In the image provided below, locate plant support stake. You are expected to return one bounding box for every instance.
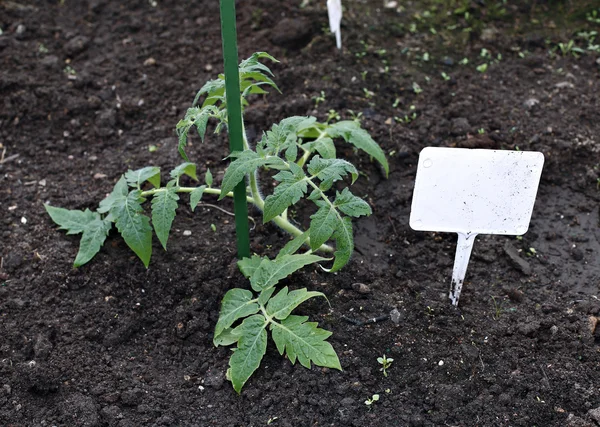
[220,0,250,259]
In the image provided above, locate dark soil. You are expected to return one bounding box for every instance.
[1,1,600,426]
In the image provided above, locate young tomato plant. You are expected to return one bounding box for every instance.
[46,52,388,392]
[45,52,388,271]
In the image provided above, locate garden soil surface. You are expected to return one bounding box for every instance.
[1,1,600,426]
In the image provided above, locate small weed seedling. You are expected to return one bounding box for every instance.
[364,394,380,410]
[46,52,388,392]
[377,355,393,377]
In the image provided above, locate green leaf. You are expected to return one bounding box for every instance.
[327,121,389,176]
[307,156,358,191]
[220,151,285,200]
[189,185,206,212]
[205,169,213,187]
[249,254,327,292]
[229,314,268,393]
[111,190,153,267]
[45,205,98,235]
[266,287,327,320]
[333,188,372,217]
[238,255,264,279]
[74,218,112,267]
[329,217,353,273]
[277,230,309,258]
[170,162,198,181]
[302,137,336,159]
[176,106,218,161]
[263,117,314,157]
[125,166,161,189]
[97,176,128,214]
[214,288,260,341]
[258,287,276,306]
[270,315,341,370]
[309,202,338,251]
[213,327,241,347]
[263,163,308,223]
[151,188,179,250]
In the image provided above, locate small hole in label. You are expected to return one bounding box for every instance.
[423,159,433,168]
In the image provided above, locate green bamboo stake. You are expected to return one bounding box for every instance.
[220,0,250,259]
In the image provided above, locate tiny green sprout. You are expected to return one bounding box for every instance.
[459,58,469,65]
[441,72,451,81]
[385,388,391,394]
[377,355,394,377]
[210,223,217,232]
[360,70,368,81]
[267,416,279,425]
[392,98,400,108]
[63,65,76,76]
[38,43,49,54]
[412,82,423,94]
[348,110,363,123]
[313,91,326,107]
[364,394,380,409]
[597,178,600,190]
[326,109,341,122]
[148,145,158,153]
[478,128,485,135]
[362,88,375,99]
[422,52,430,62]
[476,63,488,73]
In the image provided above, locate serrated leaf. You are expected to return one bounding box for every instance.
[229,314,268,393]
[307,156,358,191]
[263,164,308,223]
[74,218,112,267]
[250,254,328,292]
[277,231,309,258]
[309,202,338,251]
[333,188,372,217]
[266,287,326,320]
[97,176,128,214]
[258,287,276,306]
[329,217,353,273]
[214,288,260,341]
[205,169,213,187]
[220,151,285,200]
[170,162,198,181]
[45,205,98,235]
[151,188,179,250]
[176,106,217,161]
[189,185,206,211]
[238,255,264,279]
[125,166,161,189]
[270,315,341,370]
[326,121,389,177]
[302,136,336,159]
[213,327,241,347]
[263,116,313,157]
[111,190,153,267]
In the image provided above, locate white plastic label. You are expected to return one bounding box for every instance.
[410,147,544,306]
[327,0,342,49]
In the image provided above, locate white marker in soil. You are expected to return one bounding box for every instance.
[410,147,544,306]
[327,0,342,49]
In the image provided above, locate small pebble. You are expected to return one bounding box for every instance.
[143,57,156,66]
[438,360,444,366]
[183,230,192,236]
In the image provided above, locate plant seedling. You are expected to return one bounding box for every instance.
[364,393,379,409]
[377,355,393,377]
[410,148,544,306]
[46,51,388,393]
